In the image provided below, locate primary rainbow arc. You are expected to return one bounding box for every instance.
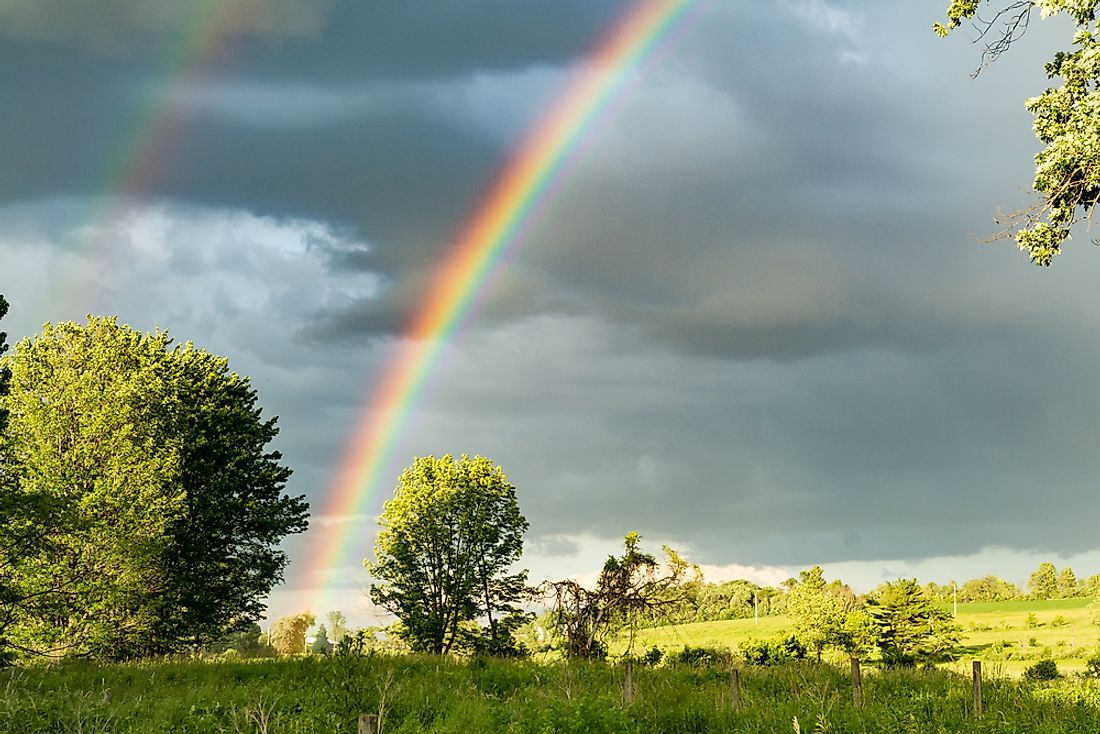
[308,0,699,608]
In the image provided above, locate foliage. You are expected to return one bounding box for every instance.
[958,575,1022,602]
[839,608,879,657]
[368,454,530,655]
[325,610,348,643]
[786,566,853,661]
[1058,567,1079,597]
[1085,650,1100,678]
[1089,595,1100,629]
[545,533,695,659]
[268,612,315,656]
[201,623,274,658]
[0,294,14,666]
[936,0,1100,264]
[866,579,961,667]
[1023,658,1061,681]
[639,645,663,666]
[310,624,333,655]
[738,635,807,666]
[1030,562,1060,600]
[664,644,733,668]
[0,317,307,660]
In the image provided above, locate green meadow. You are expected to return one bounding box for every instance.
[2,599,1098,732]
[5,654,1100,733]
[622,597,1100,676]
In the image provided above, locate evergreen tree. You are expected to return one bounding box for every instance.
[867,579,960,667]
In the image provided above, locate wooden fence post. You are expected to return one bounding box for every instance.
[358,713,379,734]
[623,659,634,705]
[730,667,741,711]
[972,660,983,718]
[850,657,863,709]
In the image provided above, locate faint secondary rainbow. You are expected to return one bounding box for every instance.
[308,0,700,606]
[45,0,249,317]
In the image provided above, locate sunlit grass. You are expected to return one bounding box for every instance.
[620,598,1100,674]
[5,654,1100,732]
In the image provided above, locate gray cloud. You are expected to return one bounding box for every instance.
[5,0,1100,621]
[0,0,333,53]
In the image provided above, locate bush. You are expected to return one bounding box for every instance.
[665,644,733,668]
[639,645,663,666]
[1023,659,1060,682]
[1084,652,1100,679]
[739,635,807,666]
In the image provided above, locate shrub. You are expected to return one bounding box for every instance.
[1084,651,1100,679]
[1025,613,1041,629]
[1023,659,1060,682]
[665,644,733,668]
[639,645,663,666]
[739,635,807,666]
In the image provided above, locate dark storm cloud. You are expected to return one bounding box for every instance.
[7,0,1100,611]
[231,0,639,83]
[0,0,333,53]
[401,302,1100,569]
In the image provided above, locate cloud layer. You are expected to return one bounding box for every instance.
[3,0,1098,622]
[0,0,333,53]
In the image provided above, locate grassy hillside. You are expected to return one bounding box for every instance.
[622,597,1100,675]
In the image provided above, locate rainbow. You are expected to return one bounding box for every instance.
[308,0,700,607]
[47,0,248,317]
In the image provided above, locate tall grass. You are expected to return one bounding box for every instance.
[4,654,1100,733]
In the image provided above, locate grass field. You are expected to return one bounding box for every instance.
[2,599,1098,732]
[621,597,1100,675]
[5,654,1100,733]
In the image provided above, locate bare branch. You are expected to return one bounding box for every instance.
[968,1,1033,77]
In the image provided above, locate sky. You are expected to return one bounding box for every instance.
[3,0,1100,625]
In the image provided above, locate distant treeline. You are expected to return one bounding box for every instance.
[640,562,1097,628]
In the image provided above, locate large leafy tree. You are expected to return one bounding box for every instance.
[785,566,851,662]
[957,574,1021,602]
[1028,561,1060,599]
[0,294,21,662]
[0,317,308,659]
[937,0,1100,265]
[866,579,960,667]
[368,454,529,655]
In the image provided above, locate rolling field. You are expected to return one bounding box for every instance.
[623,597,1100,675]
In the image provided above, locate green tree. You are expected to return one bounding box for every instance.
[867,578,961,667]
[959,575,1022,602]
[1084,572,1100,597]
[269,612,315,656]
[937,1,1100,265]
[0,317,308,659]
[367,455,529,655]
[0,294,19,664]
[1058,566,1079,597]
[1029,562,1059,599]
[310,623,333,654]
[325,610,348,643]
[786,566,849,662]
